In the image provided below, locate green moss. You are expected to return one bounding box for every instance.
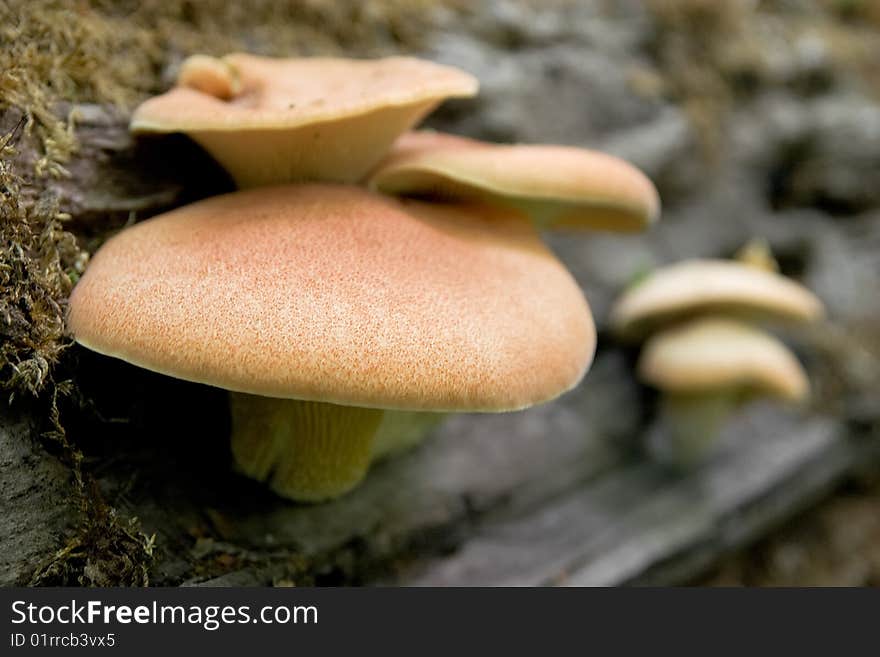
[28,502,154,587]
[0,141,85,397]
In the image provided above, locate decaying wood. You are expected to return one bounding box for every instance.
[0,402,82,585]
[399,412,879,586]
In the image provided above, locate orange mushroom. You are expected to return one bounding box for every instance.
[367,130,660,232]
[131,55,478,187]
[68,185,595,501]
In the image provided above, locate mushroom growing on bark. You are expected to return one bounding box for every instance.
[610,246,825,467]
[108,52,663,500]
[68,185,595,501]
[130,54,478,187]
[367,130,660,232]
[638,317,809,466]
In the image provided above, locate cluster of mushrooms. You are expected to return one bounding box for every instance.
[609,241,825,467]
[67,53,660,501]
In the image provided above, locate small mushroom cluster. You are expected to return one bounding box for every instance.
[609,242,825,467]
[68,54,659,501]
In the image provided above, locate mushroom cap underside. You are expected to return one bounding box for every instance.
[131,55,478,133]
[368,130,660,232]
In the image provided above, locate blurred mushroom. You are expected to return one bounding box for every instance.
[68,184,595,501]
[131,55,478,188]
[367,130,659,232]
[610,258,825,340]
[639,317,810,466]
[734,237,780,273]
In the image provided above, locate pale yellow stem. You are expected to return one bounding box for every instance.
[229,394,383,502]
[651,390,738,468]
[371,411,445,461]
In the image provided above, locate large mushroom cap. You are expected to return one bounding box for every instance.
[68,184,594,412]
[130,55,479,187]
[367,130,660,232]
[638,318,809,402]
[610,259,825,339]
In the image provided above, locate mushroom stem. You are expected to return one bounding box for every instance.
[371,410,445,461]
[649,390,739,468]
[229,395,444,501]
[189,101,440,187]
[229,394,383,502]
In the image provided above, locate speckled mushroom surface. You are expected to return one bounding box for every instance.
[638,317,809,402]
[130,55,479,186]
[610,259,826,339]
[68,184,595,412]
[367,130,660,231]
